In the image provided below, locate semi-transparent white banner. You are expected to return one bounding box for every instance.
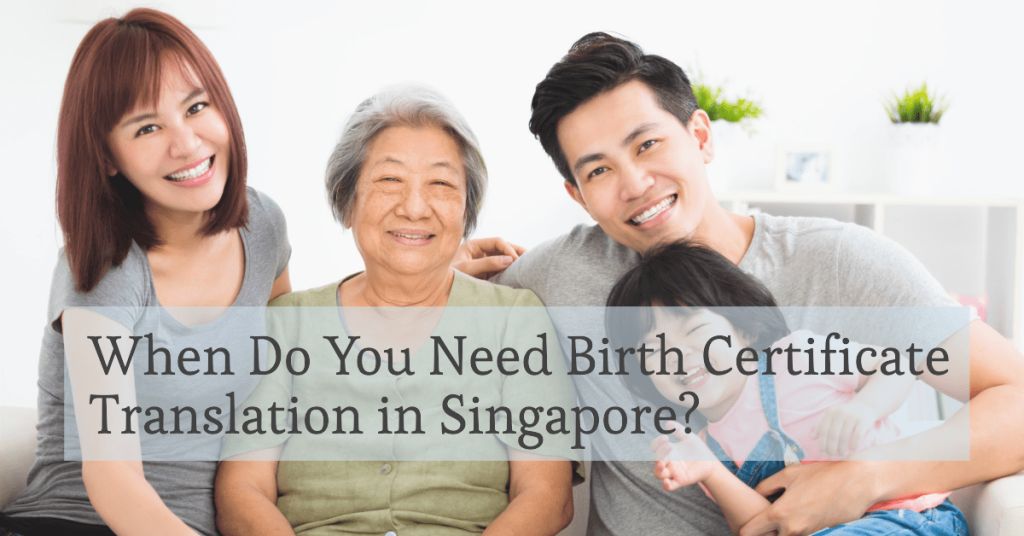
[62,305,971,463]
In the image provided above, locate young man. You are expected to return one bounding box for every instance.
[474,32,1024,536]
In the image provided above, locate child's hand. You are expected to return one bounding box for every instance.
[650,422,720,491]
[812,400,879,459]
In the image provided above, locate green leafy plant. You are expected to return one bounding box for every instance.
[694,83,764,125]
[884,83,948,123]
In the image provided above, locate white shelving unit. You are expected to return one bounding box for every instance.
[719,191,1024,421]
[718,191,1024,346]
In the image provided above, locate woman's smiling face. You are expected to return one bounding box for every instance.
[347,124,467,278]
[106,59,231,218]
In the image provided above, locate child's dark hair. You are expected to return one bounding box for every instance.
[605,240,790,405]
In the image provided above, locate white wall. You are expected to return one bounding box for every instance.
[3,0,1022,407]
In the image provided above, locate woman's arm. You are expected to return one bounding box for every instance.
[482,450,574,536]
[63,308,199,536]
[81,462,198,536]
[215,446,294,536]
[216,263,290,535]
[270,266,292,301]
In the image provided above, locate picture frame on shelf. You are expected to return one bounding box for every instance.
[774,142,835,191]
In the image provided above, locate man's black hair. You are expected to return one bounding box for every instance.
[605,240,791,405]
[529,32,700,186]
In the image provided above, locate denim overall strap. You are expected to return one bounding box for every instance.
[705,432,740,473]
[754,351,806,466]
[704,352,806,489]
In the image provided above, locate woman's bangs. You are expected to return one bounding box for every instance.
[98,29,196,132]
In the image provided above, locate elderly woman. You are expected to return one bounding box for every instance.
[214,84,578,536]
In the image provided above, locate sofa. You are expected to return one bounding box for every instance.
[3,406,1022,535]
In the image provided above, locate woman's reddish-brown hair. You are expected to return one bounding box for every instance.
[57,8,248,292]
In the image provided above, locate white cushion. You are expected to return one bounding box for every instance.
[0,406,38,509]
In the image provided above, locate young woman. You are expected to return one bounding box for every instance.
[0,9,290,536]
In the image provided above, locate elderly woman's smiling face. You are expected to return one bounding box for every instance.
[347,125,467,277]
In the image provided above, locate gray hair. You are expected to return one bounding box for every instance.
[325,83,487,237]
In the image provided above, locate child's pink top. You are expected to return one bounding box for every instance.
[705,343,949,512]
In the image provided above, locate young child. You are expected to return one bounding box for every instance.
[605,240,969,536]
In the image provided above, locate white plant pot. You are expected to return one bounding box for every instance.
[707,120,744,194]
[886,123,942,196]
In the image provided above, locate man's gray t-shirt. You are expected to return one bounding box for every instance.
[3,188,291,536]
[492,212,959,536]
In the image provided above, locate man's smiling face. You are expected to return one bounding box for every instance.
[557,80,715,254]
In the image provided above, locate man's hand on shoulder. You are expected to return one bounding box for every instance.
[453,237,526,280]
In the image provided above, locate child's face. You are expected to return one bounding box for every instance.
[641,307,751,422]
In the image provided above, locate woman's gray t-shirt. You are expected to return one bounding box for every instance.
[3,188,291,536]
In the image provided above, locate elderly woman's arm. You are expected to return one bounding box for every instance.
[215,447,295,536]
[483,450,574,536]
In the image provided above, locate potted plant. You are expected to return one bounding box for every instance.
[883,83,949,194]
[694,81,764,193]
